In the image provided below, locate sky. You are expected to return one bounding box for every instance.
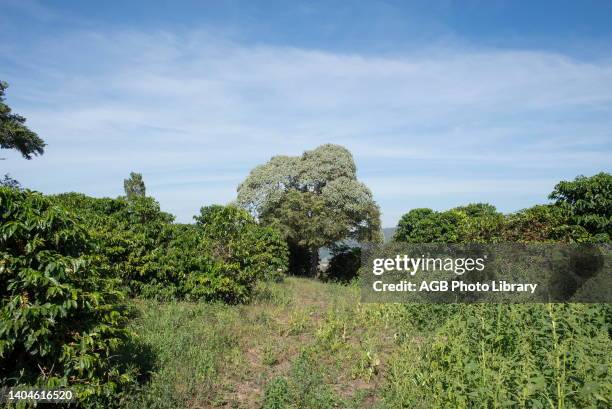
[1,1,611,226]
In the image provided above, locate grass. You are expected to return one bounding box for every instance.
[121,277,401,408]
[121,277,611,409]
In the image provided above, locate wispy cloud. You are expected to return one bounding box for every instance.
[1,30,611,225]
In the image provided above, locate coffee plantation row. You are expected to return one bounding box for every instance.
[1,188,288,407]
[1,170,610,408]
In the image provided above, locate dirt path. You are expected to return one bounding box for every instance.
[215,277,394,408]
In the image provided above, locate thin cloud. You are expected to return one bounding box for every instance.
[1,30,611,225]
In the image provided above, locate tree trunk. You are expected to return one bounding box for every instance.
[288,242,310,276]
[308,247,320,278]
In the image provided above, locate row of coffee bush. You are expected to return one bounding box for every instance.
[326,172,611,282]
[394,172,611,244]
[50,193,288,302]
[0,187,288,407]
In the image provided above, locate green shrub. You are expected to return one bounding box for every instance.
[52,196,289,303]
[549,172,611,242]
[394,201,599,245]
[502,204,590,243]
[140,224,210,300]
[190,205,289,302]
[452,203,499,218]
[394,208,457,243]
[195,205,289,282]
[394,204,502,244]
[394,208,435,242]
[236,222,289,283]
[50,193,176,295]
[0,188,138,406]
[195,204,253,242]
[454,204,506,243]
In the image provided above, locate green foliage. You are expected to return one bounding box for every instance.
[51,193,176,297]
[264,190,335,249]
[238,222,289,283]
[123,172,146,200]
[393,207,469,243]
[0,188,138,406]
[195,204,254,246]
[134,224,204,300]
[449,203,506,243]
[394,200,602,244]
[192,205,290,299]
[457,212,506,243]
[393,208,434,242]
[503,204,590,243]
[0,81,45,159]
[0,174,21,189]
[262,377,290,409]
[237,144,381,276]
[324,245,362,283]
[383,304,611,408]
[549,172,612,242]
[394,203,508,244]
[51,195,288,303]
[453,202,499,218]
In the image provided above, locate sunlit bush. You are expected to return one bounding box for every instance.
[51,195,288,302]
[192,205,289,300]
[0,188,138,406]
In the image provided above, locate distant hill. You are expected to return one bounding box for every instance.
[382,227,396,242]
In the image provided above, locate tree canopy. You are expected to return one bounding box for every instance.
[237,144,381,276]
[0,173,20,188]
[124,172,146,199]
[0,81,45,159]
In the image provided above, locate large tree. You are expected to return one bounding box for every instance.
[237,144,381,276]
[124,172,146,199]
[0,81,45,160]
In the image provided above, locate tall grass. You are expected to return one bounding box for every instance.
[121,279,610,408]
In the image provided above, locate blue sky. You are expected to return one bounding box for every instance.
[1,1,611,226]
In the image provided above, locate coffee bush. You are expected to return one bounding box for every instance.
[0,188,138,406]
[192,205,289,301]
[52,196,289,302]
[51,193,175,296]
